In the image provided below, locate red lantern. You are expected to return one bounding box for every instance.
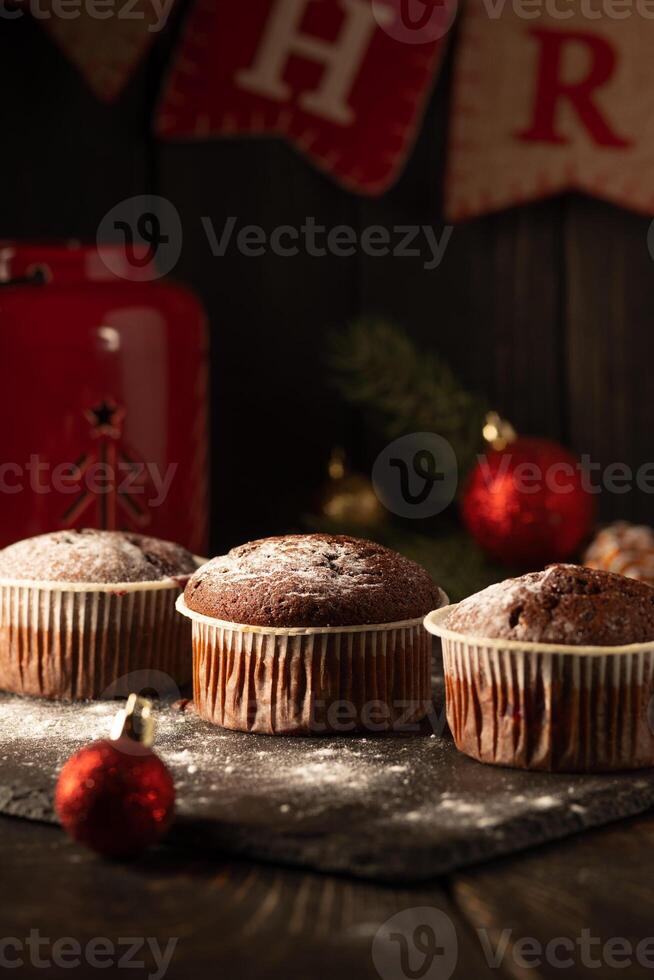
[0,242,208,554]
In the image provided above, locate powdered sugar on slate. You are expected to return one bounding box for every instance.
[3,692,654,881]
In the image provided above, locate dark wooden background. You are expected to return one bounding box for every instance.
[4,12,654,553]
[4,21,654,973]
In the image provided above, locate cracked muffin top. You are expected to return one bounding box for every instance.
[184,534,441,627]
[0,529,198,584]
[446,564,654,646]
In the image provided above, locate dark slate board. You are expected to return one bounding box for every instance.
[1,671,654,883]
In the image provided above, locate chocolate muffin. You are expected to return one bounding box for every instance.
[177,534,446,735]
[425,564,654,772]
[447,564,654,646]
[184,534,440,627]
[0,529,199,701]
[0,529,197,584]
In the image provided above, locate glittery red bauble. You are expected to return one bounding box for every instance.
[55,737,175,857]
[461,438,596,567]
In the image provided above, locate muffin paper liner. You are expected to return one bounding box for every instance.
[425,605,654,772]
[176,590,448,735]
[0,578,192,701]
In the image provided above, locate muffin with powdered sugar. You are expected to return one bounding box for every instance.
[0,529,199,700]
[184,534,440,628]
[425,564,654,773]
[446,563,654,646]
[178,534,446,735]
[0,528,196,584]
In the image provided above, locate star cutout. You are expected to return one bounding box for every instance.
[85,400,125,438]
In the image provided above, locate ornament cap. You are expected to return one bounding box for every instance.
[328,446,346,480]
[110,693,155,747]
[482,411,517,451]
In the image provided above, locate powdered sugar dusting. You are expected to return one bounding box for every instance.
[0,698,116,744]
[453,566,568,620]
[195,537,388,593]
[3,693,654,881]
[185,534,441,627]
[445,564,654,646]
[444,571,548,636]
[0,530,197,584]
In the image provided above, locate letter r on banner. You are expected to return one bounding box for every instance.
[444,7,645,221]
[516,28,631,148]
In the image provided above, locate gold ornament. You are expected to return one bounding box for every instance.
[318,448,386,529]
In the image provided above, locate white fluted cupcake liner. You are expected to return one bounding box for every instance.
[177,590,448,735]
[0,578,193,701]
[425,605,654,772]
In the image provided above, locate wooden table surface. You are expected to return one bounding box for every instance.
[3,809,654,980]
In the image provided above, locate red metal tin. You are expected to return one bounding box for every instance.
[0,242,209,555]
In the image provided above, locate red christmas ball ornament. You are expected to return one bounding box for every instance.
[55,696,175,857]
[461,428,596,567]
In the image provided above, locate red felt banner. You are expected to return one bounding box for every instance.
[156,0,454,194]
[446,8,653,220]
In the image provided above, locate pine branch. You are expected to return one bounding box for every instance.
[329,319,488,473]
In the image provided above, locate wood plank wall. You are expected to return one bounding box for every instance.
[3,15,654,551]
